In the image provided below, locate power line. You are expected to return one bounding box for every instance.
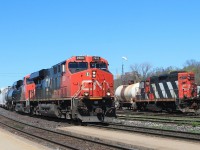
[0,73,25,74]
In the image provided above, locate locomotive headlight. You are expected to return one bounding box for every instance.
[106,92,111,97]
[92,71,96,78]
[84,92,89,97]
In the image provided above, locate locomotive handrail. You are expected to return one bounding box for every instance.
[72,84,85,99]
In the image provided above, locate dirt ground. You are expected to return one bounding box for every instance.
[0,128,52,150]
[59,126,200,150]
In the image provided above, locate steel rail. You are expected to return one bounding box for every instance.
[117,114,200,121]
[116,110,200,118]
[0,121,79,150]
[117,115,200,125]
[88,123,200,142]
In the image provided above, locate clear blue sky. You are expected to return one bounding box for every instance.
[0,0,200,87]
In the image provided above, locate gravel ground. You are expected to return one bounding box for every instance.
[1,107,200,134]
[0,108,69,129]
[0,108,140,150]
[111,118,200,133]
[1,107,200,150]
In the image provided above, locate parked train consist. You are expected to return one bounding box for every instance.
[0,56,116,122]
[115,71,200,113]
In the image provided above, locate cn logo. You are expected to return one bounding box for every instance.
[81,80,102,91]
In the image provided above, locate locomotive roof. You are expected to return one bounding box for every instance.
[51,56,108,67]
[169,70,186,74]
[30,69,48,80]
[149,70,188,81]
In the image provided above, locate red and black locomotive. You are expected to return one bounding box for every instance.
[6,56,116,122]
[116,71,200,113]
[138,71,199,112]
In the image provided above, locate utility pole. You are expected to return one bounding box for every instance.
[121,56,128,84]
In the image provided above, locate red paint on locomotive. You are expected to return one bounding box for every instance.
[144,78,155,100]
[178,72,197,99]
[60,56,114,99]
[22,75,35,100]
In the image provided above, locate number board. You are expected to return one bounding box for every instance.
[92,56,101,61]
[76,56,85,60]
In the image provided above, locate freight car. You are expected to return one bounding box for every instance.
[1,56,116,122]
[115,71,200,113]
[0,87,9,108]
[198,86,200,97]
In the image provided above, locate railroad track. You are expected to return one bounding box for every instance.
[117,115,200,126]
[116,110,200,118]
[0,114,132,150]
[88,122,200,142]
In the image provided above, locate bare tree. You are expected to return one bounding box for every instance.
[130,62,152,81]
[183,59,200,85]
[141,63,152,79]
[115,59,200,87]
[151,66,180,76]
[184,59,200,67]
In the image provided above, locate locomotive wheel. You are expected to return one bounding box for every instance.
[136,103,147,111]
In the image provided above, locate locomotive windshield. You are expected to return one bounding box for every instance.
[26,78,34,84]
[90,62,108,71]
[68,62,88,73]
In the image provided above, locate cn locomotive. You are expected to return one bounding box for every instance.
[0,56,116,122]
[115,71,200,113]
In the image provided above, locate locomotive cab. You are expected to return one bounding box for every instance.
[178,72,197,99]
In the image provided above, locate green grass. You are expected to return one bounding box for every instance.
[13,124,25,130]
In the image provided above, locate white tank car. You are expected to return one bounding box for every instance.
[198,86,200,97]
[115,83,140,108]
[0,87,9,107]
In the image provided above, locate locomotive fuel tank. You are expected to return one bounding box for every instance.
[115,83,140,103]
[38,104,61,118]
